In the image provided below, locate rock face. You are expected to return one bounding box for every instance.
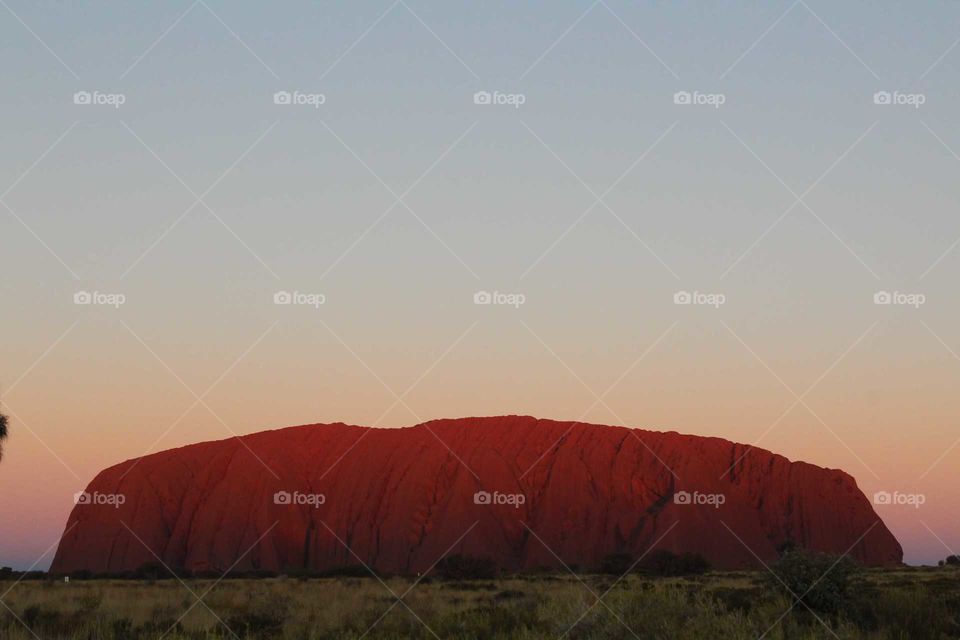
[51,417,902,574]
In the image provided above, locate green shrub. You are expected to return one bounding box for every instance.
[769,549,858,613]
[224,611,284,638]
[846,585,960,639]
[110,618,134,637]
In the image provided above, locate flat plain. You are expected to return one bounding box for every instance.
[2,566,958,639]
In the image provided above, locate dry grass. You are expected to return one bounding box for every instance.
[1,568,958,639]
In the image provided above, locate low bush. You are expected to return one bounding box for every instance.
[598,549,711,577]
[769,549,858,613]
[599,552,633,575]
[435,554,498,580]
[638,549,711,576]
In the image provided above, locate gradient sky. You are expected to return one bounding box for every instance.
[2,0,959,569]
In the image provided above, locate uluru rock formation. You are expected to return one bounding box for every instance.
[51,416,902,574]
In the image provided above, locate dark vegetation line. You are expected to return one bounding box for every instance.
[2,552,960,640]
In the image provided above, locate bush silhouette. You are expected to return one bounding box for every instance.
[770,549,858,613]
[599,552,634,575]
[599,550,710,576]
[638,549,711,576]
[0,410,8,461]
[316,565,371,578]
[128,562,186,580]
[600,549,710,577]
[435,554,497,580]
[776,539,799,557]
